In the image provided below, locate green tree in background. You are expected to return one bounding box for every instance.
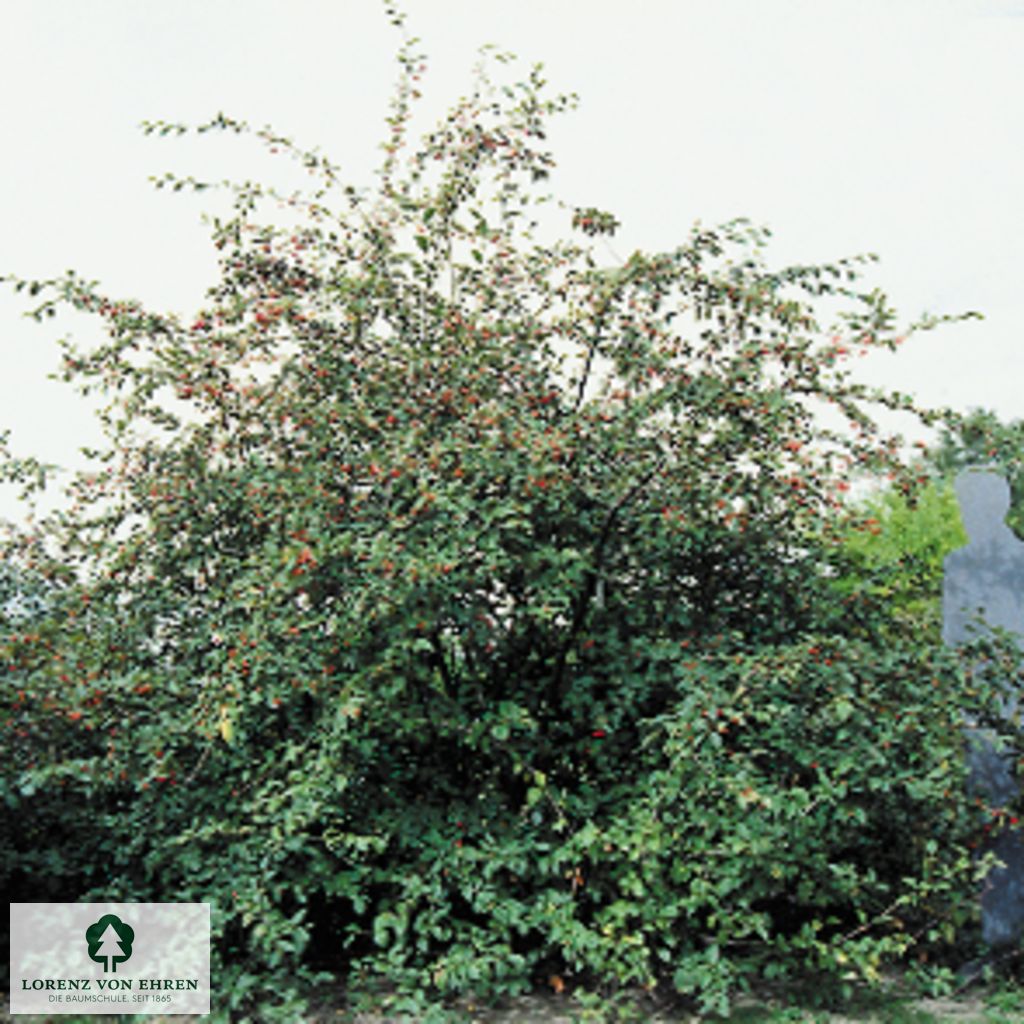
[838,408,1024,641]
[0,10,1013,1020]
[836,478,966,641]
[932,408,1024,538]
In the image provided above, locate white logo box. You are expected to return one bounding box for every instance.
[10,902,210,1016]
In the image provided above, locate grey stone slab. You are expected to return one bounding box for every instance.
[943,469,1024,947]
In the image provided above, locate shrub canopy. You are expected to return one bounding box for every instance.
[1,16,1016,1021]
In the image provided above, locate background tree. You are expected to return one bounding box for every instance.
[931,407,1024,538]
[835,478,965,641]
[835,407,1024,642]
[0,13,1014,1020]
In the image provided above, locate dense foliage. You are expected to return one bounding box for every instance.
[2,14,1019,1020]
[836,479,966,642]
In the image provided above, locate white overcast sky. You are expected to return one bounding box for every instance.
[0,0,1022,521]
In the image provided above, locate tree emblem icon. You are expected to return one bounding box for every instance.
[85,914,134,973]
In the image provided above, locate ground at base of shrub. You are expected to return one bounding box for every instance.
[304,982,1014,1024]
[3,980,1020,1023]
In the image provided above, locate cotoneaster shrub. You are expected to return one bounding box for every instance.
[1,8,1014,1020]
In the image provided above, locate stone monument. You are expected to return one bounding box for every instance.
[943,468,1024,947]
